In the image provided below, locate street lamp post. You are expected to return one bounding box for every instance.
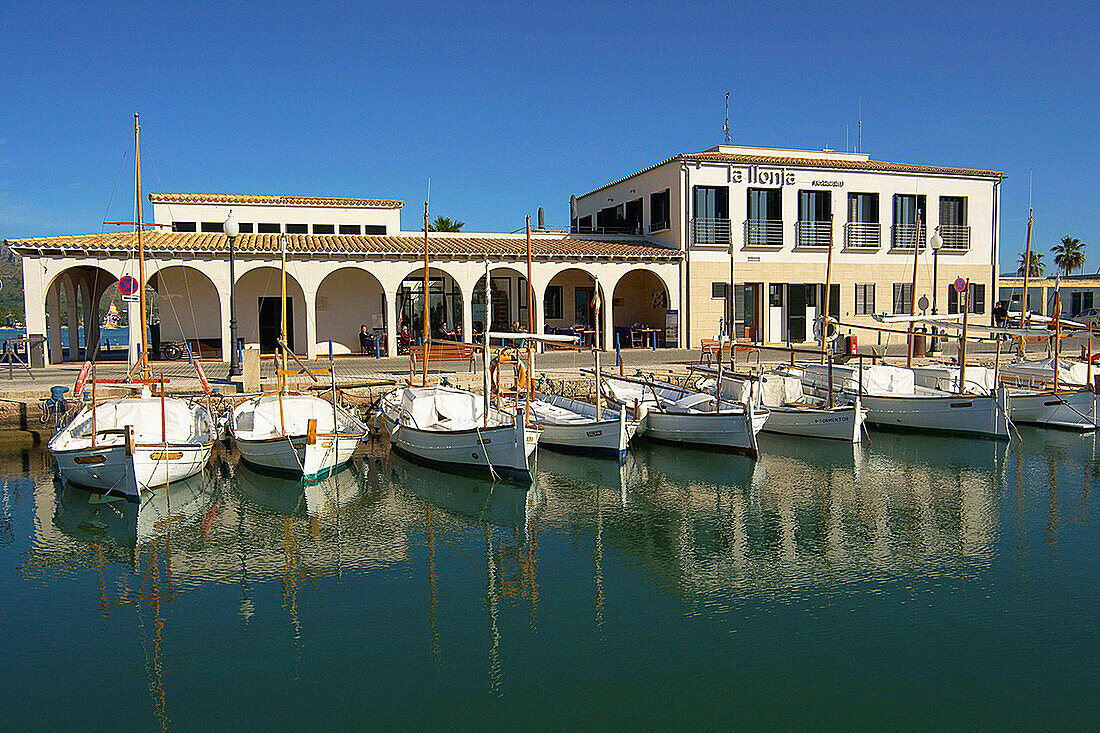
[225,211,241,377]
[930,228,943,352]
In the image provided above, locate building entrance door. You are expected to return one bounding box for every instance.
[787,285,808,342]
[259,296,294,355]
[734,283,762,342]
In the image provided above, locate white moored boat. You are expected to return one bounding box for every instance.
[529,393,638,458]
[49,393,216,500]
[232,393,368,478]
[600,374,766,457]
[381,386,540,481]
[799,363,1010,440]
[699,367,866,443]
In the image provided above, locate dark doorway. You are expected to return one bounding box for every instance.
[575,287,595,327]
[259,296,294,355]
[787,285,808,342]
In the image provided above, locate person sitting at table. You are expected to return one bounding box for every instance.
[398,324,412,354]
[359,324,372,355]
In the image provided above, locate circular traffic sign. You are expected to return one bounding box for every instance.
[953,277,967,293]
[118,275,138,295]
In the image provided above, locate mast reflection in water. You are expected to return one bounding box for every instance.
[8,429,1100,729]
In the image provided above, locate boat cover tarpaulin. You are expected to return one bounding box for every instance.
[80,398,205,442]
[802,364,915,395]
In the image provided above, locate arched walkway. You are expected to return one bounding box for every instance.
[396,268,463,345]
[236,267,308,355]
[612,269,671,348]
[44,266,120,362]
[316,268,386,355]
[543,268,607,348]
[149,266,222,358]
[473,267,533,336]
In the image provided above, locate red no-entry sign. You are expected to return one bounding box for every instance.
[118,275,138,295]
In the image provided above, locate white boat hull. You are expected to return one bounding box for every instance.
[762,403,866,443]
[530,395,637,458]
[236,433,362,478]
[52,441,213,501]
[1007,388,1098,431]
[855,389,1010,439]
[388,419,539,481]
[635,407,763,456]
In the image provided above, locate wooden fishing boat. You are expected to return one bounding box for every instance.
[600,373,766,457]
[529,392,638,458]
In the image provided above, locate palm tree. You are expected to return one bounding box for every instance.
[428,216,465,232]
[1017,251,1045,277]
[1051,236,1086,277]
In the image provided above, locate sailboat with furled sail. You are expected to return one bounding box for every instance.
[231,232,368,478]
[48,114,217,499]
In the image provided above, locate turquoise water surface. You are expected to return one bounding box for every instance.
[3,429,1098,728]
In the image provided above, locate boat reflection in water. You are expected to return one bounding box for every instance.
[234,458,366,518]
[382,450,543,695]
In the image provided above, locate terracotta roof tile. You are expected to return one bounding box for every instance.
[5,232,681,260]
[148,193,404,208]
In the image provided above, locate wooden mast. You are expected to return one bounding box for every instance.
[525,216,533,425]
[1053,287,1062,394]
[422,202,430,387]
[134,113,149,380]
[1018,208,1034,356]
[820,212,834,364]
[278,233,287,433]
[958,279,969,394]
[906,212,922,367]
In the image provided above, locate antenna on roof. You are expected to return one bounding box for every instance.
[857,97,862,153]
[426,177,431,208]
[846,125,849,153]
[723,91,731,144]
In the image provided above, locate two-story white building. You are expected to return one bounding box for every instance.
[571,145,1004,348]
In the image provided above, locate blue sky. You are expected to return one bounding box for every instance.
[1,1,1096,269]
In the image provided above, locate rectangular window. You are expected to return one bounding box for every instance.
[339,224,361,235]
[650,189,670,231]
[544,285,563,319]
[624,198,643,234]
[769,284,783,307]
[285,223,308,234]
[577,215,592,233]
[693,186,730,245]
[258,223,280,233]
[854,283,875,315]
[312,224,335,234]
[892,283,913,314]
[970,283,986,314]
[892,194,927,248]
[797,190,831,247]
[172,221,196,232]
[200,221,224,233]
[712,282,728,299]
[1085,292,1095,312]
[746,188,782,247]
[362,225,387,235]
[818,283,840,319]
[939,196,967,226]
[848,193,879,223]
[596,206,619,231]
[238,222,253,233]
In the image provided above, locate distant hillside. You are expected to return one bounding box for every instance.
[0,242,23,325]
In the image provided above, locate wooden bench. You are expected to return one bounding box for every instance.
[699,336,758,366]
[409,340,478,372]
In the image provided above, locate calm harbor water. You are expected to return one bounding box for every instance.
[4,429,1099,728]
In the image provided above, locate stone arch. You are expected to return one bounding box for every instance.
[611,268,671,348]
[235,266,308,355]
[147,265,222,358]
[44,265,121,362]
[395,267,464,342]
[315,267,387,355]
[473,266,534,335]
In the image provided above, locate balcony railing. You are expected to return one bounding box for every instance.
[939,224,970,250]
[743,219,783,248]
[692,217,731,245]
[571,223,643,235]
[891,223,926,250]
[649,220,670,233]
[845,222,881,249]
[795,220,832,248]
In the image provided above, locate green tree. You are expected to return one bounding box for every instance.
[1051,236,1086,277]
[1017,251,1045,277]
[428,216,465,232]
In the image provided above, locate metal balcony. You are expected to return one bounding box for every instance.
[795,220,832,248]
[891,223,926,250]
[743,219,783,248]
[649,220,670,233]
[845,222,881,249]
[939,224,970,250]
[691,217,731,245]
